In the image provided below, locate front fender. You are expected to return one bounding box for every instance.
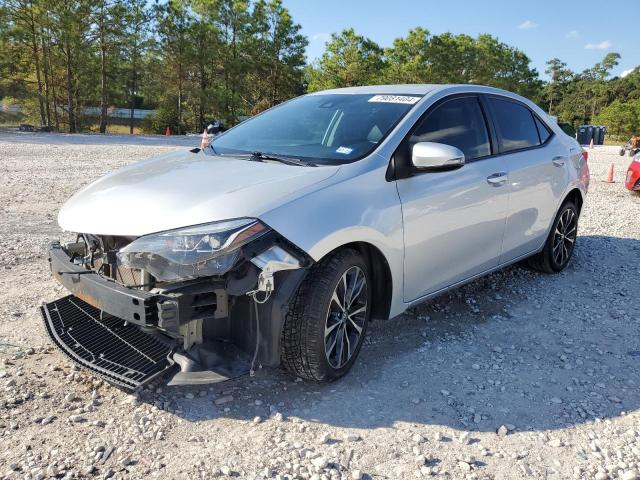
[259,164,406,318]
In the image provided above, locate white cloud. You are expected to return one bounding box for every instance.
[311,33,331,43]
[621,68,636,78]
[584,40,612,50]
[518,20,538,30]
[566,30,579,39]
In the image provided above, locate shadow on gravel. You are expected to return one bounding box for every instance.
[139,235,639,433]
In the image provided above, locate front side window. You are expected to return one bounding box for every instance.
[408,96,491,161]
[211,94,422,165]
[488,97,540,152]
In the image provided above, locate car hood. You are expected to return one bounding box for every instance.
[58,150,340,236]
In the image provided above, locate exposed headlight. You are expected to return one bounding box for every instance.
[117,218,269,282]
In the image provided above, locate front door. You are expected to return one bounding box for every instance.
[396,95,509,302]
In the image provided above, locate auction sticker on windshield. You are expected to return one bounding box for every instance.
[336,146,354,154]
[368,95,421,104]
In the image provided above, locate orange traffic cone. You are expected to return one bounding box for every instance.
[603,162,614,183]
[200,129,209,149]
[165,126,170,137]
[589,137,594,149]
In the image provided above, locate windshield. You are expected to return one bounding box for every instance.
[211,93,422,164]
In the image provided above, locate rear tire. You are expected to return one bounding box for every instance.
[527,201,579,273]
[281,248,370,382]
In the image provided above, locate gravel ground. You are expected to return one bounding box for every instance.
[0,134,639,480]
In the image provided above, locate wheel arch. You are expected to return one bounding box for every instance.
[541,187,584,243]
[563,187,584,214]
[321,241,393,321]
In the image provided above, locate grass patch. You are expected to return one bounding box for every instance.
[604,138,626,146]
[0,111,24,126]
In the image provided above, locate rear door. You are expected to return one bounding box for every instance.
[484,96,568,262]
[396,95,510,302]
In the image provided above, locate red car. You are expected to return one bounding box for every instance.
[626,155,640,191]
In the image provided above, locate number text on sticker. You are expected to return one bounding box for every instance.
[368,95,421,104]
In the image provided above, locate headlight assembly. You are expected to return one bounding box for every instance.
[117,218,269,282]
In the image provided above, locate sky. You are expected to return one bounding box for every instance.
[283,0,639,80]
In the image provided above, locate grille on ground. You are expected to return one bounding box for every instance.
[41,295,174,390]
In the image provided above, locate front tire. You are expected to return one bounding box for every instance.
[281,249,370,382]
[527,201,579,273]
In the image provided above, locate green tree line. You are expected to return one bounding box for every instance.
[544,54,640,138]
[0,0,307,133]
[1,0,639,137]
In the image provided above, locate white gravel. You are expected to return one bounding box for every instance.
[0,135,639,480]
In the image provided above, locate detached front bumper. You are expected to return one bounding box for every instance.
[41,240,309,389]
[41,295,175,389]
[42,242,187,389]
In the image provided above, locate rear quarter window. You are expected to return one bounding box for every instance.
[534,116,552,144]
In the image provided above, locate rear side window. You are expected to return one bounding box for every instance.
[409,96,491,161]
[534,116,552,144]
[488,97,540,152]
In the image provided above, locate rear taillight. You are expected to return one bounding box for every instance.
[582,150,588,162]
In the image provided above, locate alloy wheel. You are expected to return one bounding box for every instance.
[552,208,577,267]
[324,266,367,369]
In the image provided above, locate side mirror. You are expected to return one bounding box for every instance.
[411,142,465,170]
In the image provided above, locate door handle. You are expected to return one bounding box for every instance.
[552,156,566,167]
[486,172,507,186]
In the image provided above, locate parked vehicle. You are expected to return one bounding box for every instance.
[626,155,640,191]
[41,85,589,389]
[619,136,640,157]
[202,119,225,135]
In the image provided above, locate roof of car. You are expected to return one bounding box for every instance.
[307,84,524,99]
[307,84,545,114]
[306,84,558,130]
[308,84,446,95]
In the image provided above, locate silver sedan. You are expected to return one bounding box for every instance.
[44,84,589,388]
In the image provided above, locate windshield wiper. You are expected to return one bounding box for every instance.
[251,151,316,167]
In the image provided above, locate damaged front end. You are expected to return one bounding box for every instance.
[41,221,310,390]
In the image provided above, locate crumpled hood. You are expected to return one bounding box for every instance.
[58,150,340,236]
